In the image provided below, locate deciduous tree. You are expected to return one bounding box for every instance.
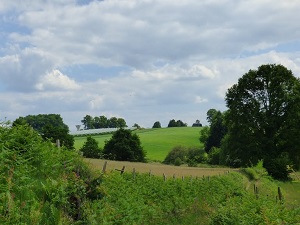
[103,128,146,162]
[223,64,300,178]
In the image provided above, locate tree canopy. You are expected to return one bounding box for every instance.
[13,114,74,149]
[167,119,187,127]
[200,109,227,153]
[223,64,300,178]
[103,128,146,162]
[81,115,127,129]
[152,121,161,128]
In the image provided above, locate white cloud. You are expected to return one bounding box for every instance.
[1,0,300,129]
[35,69,81,91]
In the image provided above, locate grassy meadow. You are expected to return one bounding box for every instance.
[74,127,203,161]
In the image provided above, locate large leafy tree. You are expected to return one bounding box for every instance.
[223,64,300,174]
[13,114,74,149]
[103,128,146,162]
[81,115,95,130]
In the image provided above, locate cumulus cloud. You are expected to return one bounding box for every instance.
[1,0,300,129]
[0,48,56,92]
[35,69,81,91]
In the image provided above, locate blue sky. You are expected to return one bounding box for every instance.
[1,0,300,130]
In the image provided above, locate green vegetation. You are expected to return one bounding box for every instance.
[163,145,207,166]
[83,171,300,224]
[80,136,102,158]
[13,114,74,149]
[2,123,300,224]
[0,124,101,224]
[224,64,300,179]
[74,127,203,161]
[103,128,146,162]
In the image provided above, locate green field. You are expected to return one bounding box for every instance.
[74,127,203,161]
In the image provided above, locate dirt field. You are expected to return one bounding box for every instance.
[84,158,238,178]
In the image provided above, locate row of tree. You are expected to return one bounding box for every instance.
[81,117,201,129]
[81,115,127,129]
[201,64,300,180]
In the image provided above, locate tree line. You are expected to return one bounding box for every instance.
[81,115,127,129]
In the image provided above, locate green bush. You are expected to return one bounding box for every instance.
[163,145,187,165]
[208,147,221,165]
[174,157,183,166]
[80,136,103,158]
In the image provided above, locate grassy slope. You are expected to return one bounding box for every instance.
[74,127,203,161]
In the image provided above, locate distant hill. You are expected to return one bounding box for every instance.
[74,127,203,161]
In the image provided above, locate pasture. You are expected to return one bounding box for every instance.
[74,127,203,161]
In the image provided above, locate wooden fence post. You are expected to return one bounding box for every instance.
[102,161,107,173]
[133,168,136,180]
[56,139,60,148]
[278,187,283,202]
[115,166,125,175]
[163,173,166,182]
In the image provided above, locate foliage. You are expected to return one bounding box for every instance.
[0,123,101,224]
[103,128,146,162]
[240,160,268,181]
[13,114,74,149]
[80,136,103,158]
[164,146,208,166]
[187,147,208,166]
[81,115,127,129]
[163,145,187,165]
[224,64,300,179]
[84,171,300,224]
[200,109,227,153]
[208,147,221,165]
[152,121,161,128]
[263,153,292,180]
[192,119,202,127]
[133,123,141,129]
[167,119,187,127]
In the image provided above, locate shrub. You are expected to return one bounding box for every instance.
[240,160,268,181]
[80,136,102,158]
[208,147,221,165]
[263,153,291,180]
[163,145,187,165]
[174,157,182,166]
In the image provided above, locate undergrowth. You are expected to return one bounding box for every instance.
[1,124,299,224]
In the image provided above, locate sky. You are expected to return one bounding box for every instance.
[1,0,300,130]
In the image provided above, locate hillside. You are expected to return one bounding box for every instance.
[74,127,203,161]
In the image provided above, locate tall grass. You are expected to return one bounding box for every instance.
[0,124,97,224]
